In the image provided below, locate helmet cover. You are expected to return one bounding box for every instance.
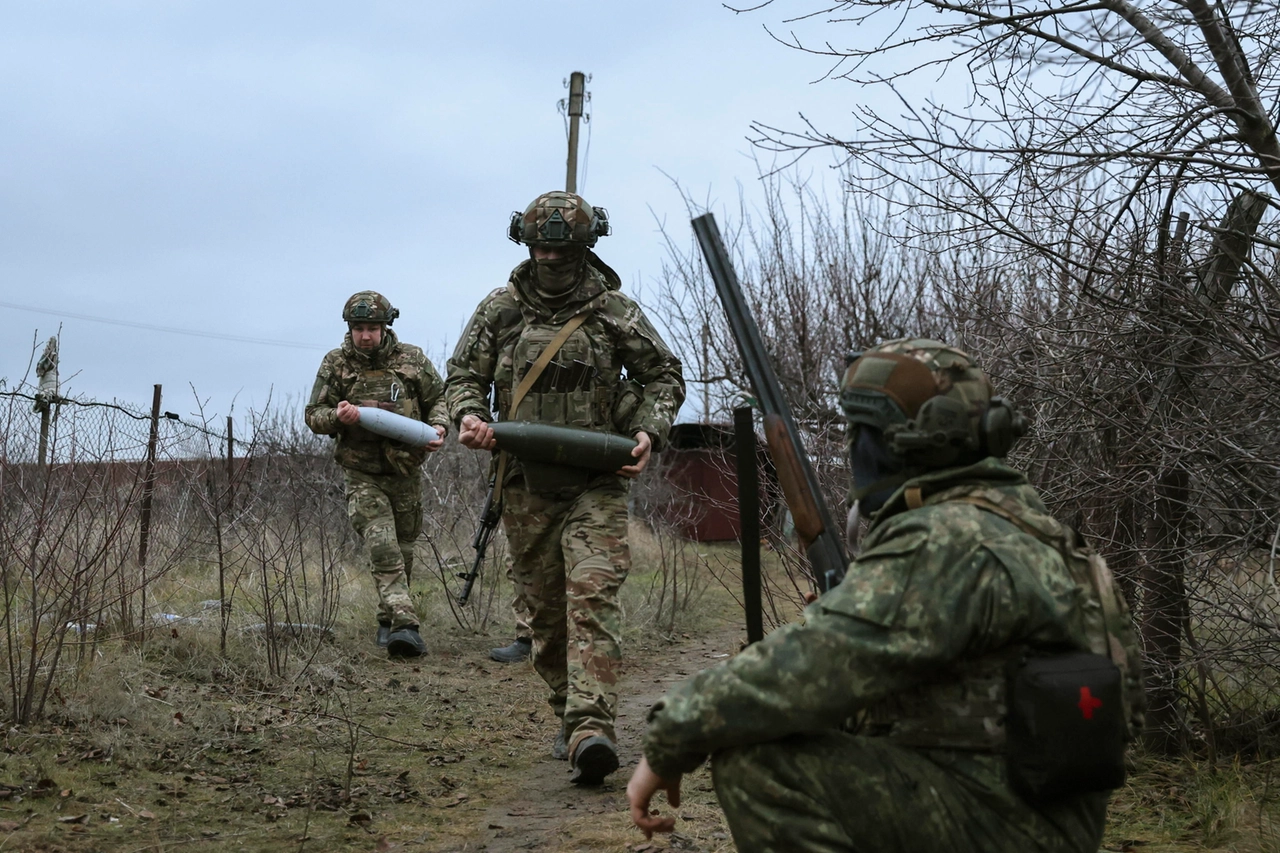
[342,291,399,326]
[508,191,611,247]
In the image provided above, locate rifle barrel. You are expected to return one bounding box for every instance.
[692,213,848,591]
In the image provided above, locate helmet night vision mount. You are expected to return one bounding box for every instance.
[342,291,399,326]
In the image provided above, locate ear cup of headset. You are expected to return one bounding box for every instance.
[508,211,523,243]
[592,207,611,240]
[980,398,1027,458]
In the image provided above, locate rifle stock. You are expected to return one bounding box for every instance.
[693,213,848,593]
[764,414,823,549]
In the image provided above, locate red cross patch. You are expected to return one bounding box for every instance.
[1078,686,1103,720]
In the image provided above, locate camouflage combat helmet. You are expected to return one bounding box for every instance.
[508,191,611,247]
[840,338,1027,467]
[342,291,399,326]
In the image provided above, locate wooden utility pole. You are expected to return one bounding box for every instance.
[565,71,586,193]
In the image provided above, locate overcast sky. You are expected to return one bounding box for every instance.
[1,1,932,429]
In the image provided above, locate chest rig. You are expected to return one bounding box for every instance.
[495,304,620,432]
[335,352,424,476]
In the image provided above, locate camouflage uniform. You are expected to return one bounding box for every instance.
[306,327,448,631]
[642,341,1142,853]
[446,253,685,756]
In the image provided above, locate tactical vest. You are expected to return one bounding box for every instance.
[857,487,1144,755]
[494,310,621,432]
[334,354,426,477]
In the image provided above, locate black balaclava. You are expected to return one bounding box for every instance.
[850,425,907,515]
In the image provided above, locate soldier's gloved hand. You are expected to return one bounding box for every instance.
[336,400,361,426]
[424,425,447,454]
[459,414,497,451]
[618,431,653,478]
[627,756,680,838]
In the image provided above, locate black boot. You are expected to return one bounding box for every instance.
[489,637,532,663]
[386,626,426,658]
[569,736,618,785]
[375,622,392,648]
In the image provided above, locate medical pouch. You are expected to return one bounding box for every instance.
[1006,650,1127,802]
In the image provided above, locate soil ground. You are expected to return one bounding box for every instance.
[0,588,1276,852]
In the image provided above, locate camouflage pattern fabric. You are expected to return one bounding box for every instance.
[447,255,684,755]
[504,558,533,640]
[445,259,684,458]
[305,328,449,477]
[343,468,423,629]
[642,457,1142,853]
[306,327,447,630]
[712,733,1107,853]
[501,474,631,752]
[511,190,607,248]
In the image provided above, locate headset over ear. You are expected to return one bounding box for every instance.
[507,195,611,246]
[980,397,1028,458]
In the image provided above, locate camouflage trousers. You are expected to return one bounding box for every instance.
[504,558,532,641]
[712,733,1108,853]
[501,477,630,752]
[343,468,422,630]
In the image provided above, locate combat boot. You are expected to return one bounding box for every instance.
[569,735,618,785]
[375,622,392,648]
[489,637,532,663]
[386,626,426,658]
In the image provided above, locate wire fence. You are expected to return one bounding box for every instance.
[0,387,245,465]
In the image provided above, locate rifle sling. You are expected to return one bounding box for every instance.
[492,311,591,504]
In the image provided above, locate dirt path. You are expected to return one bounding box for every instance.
[475,625,742,852]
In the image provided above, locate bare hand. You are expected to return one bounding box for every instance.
[627,756,681,839]
[424,425,447,454]
[459,414,496,451]
[336,400,361,426]
[618,431,653,478]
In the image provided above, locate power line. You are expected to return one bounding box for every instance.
[1,300,327,351]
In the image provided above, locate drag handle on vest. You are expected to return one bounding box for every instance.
[356,406,440,446]
[458,479,502,606]
[488,421,638,473]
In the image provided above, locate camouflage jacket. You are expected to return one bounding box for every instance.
[445,254,685,453]
[642,458,1143,779]
[305,329,449,477]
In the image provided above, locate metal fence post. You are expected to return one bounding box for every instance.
[735,406,763,645]
[137,384,162,632]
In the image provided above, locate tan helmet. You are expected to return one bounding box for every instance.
[508,191,611,247]
[342,291,399,326]
[840,338,1027,466]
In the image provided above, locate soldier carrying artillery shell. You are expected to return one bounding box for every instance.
[446,191,685,785]
[305,291,449,659]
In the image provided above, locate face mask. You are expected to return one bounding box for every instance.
[850,426,906,515]
[534,251,585,296]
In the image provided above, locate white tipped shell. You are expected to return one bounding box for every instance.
[357,407,439,446]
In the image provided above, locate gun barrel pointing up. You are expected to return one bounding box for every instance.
[691,213,848,593]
